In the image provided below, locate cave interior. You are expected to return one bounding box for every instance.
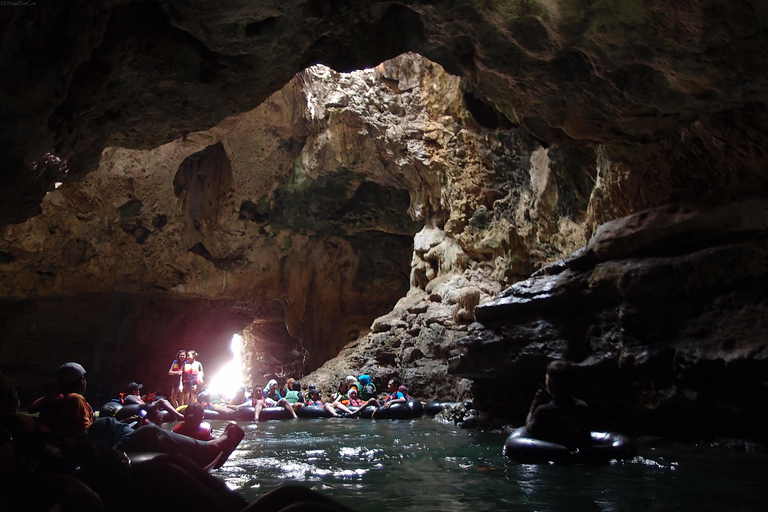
[2,1,768,442]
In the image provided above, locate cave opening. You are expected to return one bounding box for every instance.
[206,332,245,399]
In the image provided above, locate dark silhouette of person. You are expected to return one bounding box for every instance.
[525,360,591,448]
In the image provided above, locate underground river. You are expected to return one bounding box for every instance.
[201,417,767,512]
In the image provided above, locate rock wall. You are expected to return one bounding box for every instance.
[5,54,580,395]
[453,200,768,441]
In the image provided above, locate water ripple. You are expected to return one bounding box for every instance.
[204,418,766,512]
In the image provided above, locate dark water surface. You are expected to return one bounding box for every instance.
[205,417,767,512]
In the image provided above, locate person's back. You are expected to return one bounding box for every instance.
[31,393,92,435]
[29,362,93,435]
[526,396,590,447]
[285,381,304,404]
[358,375,376,400]
[526,360,591,448]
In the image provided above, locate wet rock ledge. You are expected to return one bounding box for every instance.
[452,199,768,442]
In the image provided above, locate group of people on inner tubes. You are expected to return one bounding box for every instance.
[195,375,424,422]
[105,349,636,464]
[1,365,371,512]
[164,348,424,422]
[504,360,638,464]
[100,353,426,435]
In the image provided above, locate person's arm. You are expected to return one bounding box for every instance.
[28,395,51,414]
[526,389,550,428]
[169,361,182,376]
[197,362,204,385]
[383,392,406,408]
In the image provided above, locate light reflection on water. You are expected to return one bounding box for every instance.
[201,417,768,512]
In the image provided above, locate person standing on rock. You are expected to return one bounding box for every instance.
[181,350,204,405]
[168,349,186,407]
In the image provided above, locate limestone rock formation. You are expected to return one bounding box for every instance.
[3,53,586,401]
[453,200,768,441]
[3,1,768,226]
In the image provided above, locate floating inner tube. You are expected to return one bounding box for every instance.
[202,407,255,421]
[114,403,142,421]
[99,400,123,418]
[351,405,376,419]
[257,406,295,421]
[296,405,332,419]
[203,409,221,420]
[503,427,637,463]
[423,401,448,416]
[371,399,424,420]
[232,407,255,421]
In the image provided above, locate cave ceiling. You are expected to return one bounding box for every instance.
[2,0,768,225]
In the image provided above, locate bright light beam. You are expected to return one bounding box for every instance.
[206,333,244,399]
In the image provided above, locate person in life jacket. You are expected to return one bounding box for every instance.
[349,377,405,417]
[228,386,248,406]
[329,381,354,415]
[345,375,360,394]
[173,403,213,441]
[347,387,365,408]
[198,386,253,416]
[382,378,407,407]
[181,350,204,405]
[332,380,350,406]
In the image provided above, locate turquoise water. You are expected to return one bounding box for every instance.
[206,417,768,512]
